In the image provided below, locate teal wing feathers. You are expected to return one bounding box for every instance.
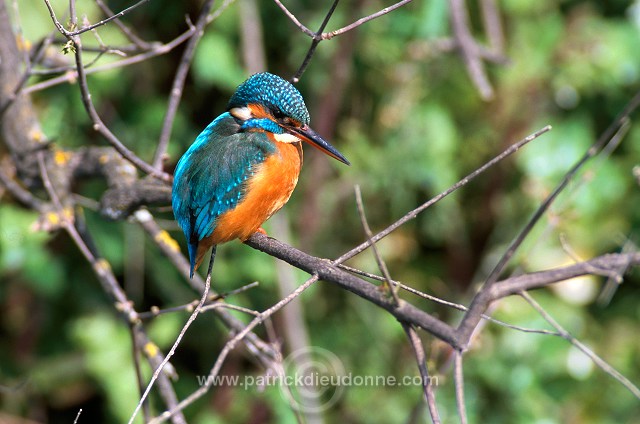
[171,112,275,276]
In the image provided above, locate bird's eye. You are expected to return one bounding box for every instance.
[273,109,286,120]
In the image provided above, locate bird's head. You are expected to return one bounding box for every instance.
[227,72,350,165]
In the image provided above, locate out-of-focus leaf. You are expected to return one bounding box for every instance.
[70,313,138,422]
[193,32,245,90]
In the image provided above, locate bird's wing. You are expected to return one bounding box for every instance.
[172,115,275,249]
[187,138,265,243]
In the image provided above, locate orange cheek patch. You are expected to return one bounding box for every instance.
[247,103,271,120]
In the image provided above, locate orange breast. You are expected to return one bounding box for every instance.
[194,140,303,270]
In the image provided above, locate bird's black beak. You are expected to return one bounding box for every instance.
[292,125,350,165]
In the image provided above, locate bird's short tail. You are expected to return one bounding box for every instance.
[188,241,217,278]
[188,242,198,278]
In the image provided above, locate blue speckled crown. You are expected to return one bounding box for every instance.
[227,72,311,125]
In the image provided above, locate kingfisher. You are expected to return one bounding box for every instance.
[172,72,350,278]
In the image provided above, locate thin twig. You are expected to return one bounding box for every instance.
[247,234,459,346]
[402,323,441,424]
[149,276,321,423]
[457,91,640,348]
[42,0,171,181]
[354,184,400,304]
[559,234,624,282]
[271,211,323,424]
[152,0,217,169]
[479,0,504,53]
[65,0,150,37]
[272,0,315,37]
[24,27,195,94]
[207,0,239,23]
[0,27,58,117]
[598,238,636,306]
[323,0,413,40]
[69,0,77,29]
[338,264,562,336]
[94,0,152,49]
[130,329,151,422]
[490,253,640,299]
[521,292,640,399]
[200,301,260,316]
[133,209,279,366]
[138,281,259,320]
[450,0,494,99]
[275,0,414,42]
[291,0,340,83]
[128,248,214,424]
[335,126,552,264]
[73,408,83,424]
[454,351,468,424]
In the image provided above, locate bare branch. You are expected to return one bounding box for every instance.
[450,0,494,100]
[598,238,637,305]
[246,233,460,347]
[130,330,151,422]
[274,0,414,41]
[457,91,640,349]
[41,0,172,181]
[69,41,171,181]
[73,409,83,424]
[490,253,640,299]
[270,211,325,423]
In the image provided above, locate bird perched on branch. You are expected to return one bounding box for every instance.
[172,72,350,278]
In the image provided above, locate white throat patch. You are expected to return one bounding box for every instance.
[272,132,301,143]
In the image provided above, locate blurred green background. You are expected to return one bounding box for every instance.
[1,0,640,422]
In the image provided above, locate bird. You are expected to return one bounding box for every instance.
[172,72,350,278]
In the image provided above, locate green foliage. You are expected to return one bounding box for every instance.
[0,205,63,297]
[193,32,245,90]
[70,313,139,422]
